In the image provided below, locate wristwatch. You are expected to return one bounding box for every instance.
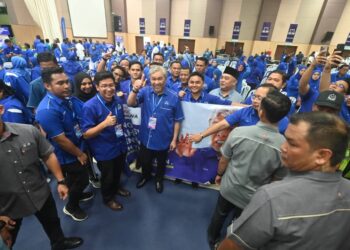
[57,179,67,186]
[132,88,139,94]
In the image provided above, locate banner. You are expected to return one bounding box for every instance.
[0,26,10,36]
[285,23,298,43]
[61,17,67,39]
[184,19,191,37]
[346,33,350,46]
[139,18,145,34]
[260,22,271,41]
[160,18,166,35]
[232,21,241,40]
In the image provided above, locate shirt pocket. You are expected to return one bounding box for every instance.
[20,141,38,165]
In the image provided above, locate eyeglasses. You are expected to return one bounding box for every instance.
[99,85,115,89]
[330,82,346,89]
[251,94,264,101]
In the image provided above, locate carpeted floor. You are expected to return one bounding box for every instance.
[13,173,219,250]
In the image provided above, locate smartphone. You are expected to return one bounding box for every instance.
[320,45,329,55]
[335,44,345,56]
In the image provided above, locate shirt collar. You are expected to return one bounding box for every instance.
[0,122,19,142]
[287,170,343,182]
[47,93,70,106]
[190,92,204,102]
[256,121,279,132]
[219,89,235,98]
[151,87,168,97]
[97,93,115,106]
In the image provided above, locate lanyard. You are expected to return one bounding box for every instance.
[97,94,118,116]
[152,93,163,113]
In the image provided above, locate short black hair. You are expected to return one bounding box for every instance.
[153,53,164,59]
[268,70,287,83]
[4,39,11,44]
[41,67,65,84]
[129,61,143,70]
[257,83,278,93]
[189,72,204,82]
[290,112,349,166]
[196,57,209,65]
[260,90,291,123]
[37,52,57,64]
[170,60,181,67]
[111,65,126,76]
[94,71,115,85]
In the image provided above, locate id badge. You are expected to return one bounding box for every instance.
[115,124,124,138]
[74,124,82,138]
[148,117,157,130]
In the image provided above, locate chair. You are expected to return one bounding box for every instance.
[217,65,225,73]
[240,80,251,101]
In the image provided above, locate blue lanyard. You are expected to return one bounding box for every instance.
[152,93,163,113]
[97,94,118,116]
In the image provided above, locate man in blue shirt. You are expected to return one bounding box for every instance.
[194,57,215,92]
[127,66,184,193]
[182,72,233,105]
[190,84,289,143]
[82,71,130,211]
[36,67,91,222]
[166,61,181,89]
[331,64,349,83]
[120,61,143,98]
[27,52,59,109]
[3,39,22,62]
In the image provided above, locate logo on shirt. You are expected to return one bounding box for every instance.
[164,101,169,105]
[327,94,337,101]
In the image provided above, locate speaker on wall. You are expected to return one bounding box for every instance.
[209,26,215,36]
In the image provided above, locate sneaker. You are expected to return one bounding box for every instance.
[89,179,101,188]
[79,192,94,202]
[63,206,88,222]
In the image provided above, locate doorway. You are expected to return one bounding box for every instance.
[274,45,298,60]
[178,39,195,53]
[225,42,244,57]
[135,36,144,54]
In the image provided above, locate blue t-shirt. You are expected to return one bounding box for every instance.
[81,94,127,161]
[225,106,289,134]
[136,86,184,150]
[182,92,232,105]
[3,71,30,105]
[36,94,83,165]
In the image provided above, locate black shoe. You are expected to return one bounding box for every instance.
[63,206,88,222]
[136,177,149,189]
[155,181,163,193]
[52,237,83,250]
[79,192,94,202]
[116,187,131,197]
[191,182,199,189]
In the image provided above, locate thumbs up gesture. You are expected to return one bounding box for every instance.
[103,112,117,127]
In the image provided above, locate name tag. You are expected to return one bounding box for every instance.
[115,124,124,138]
[148,117,157,130]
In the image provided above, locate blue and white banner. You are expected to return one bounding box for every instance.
[0,26,10,36]
[232,21,241,40]
[260,22,271,41]
[139,18,145,34]
[61,17,67,39]
[184,19,191,37]
[127,102,242,184]
[160,18,166,35]
[346,33,350,46]
[285,23,298,43]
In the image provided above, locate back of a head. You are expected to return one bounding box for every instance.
[37,52,57,64]
[290,112,349,167]
[260,90,291,123]
[41,67,64,84]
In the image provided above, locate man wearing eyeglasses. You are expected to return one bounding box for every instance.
[190,84,290,144]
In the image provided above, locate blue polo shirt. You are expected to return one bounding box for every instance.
[166,76,181,89]
[299,87,319,113]
[136,86,184,150]
[120,79,133,97]
[0,95,32,124]
[3,46,22,60]
[3,71,30,105]
[27,77,46,108]
[183,91,232,105]
[36,93,83,165]
[203,75,216,93]
[81,94,126,161]
[225,106,289,134]
[331,72,349,83]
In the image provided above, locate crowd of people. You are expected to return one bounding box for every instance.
[0,35,349,250]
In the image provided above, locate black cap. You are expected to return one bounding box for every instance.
[314,90,344,110]
[223,66,239,80]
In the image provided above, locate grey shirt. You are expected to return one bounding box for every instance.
[209,88,243,103]
[228,171,350,250]
[0,122,54,219]
[220,122,286,209]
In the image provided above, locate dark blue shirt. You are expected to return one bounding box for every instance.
[166,76,181,89]
[331,72,349,83]
[299,87,318,113]
[203,75,216,93]
[27,77,46,108]
[35,93,83,165]
[225,106,289,134]
[136,86,184,150]
[3,45,22,60]
[183,92,232,105]
[3,71,30,105]
[120,79,133,97]
[81,94,126,161]
[0,95,32,124]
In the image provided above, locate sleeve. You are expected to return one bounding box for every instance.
[225,109,243,126]
[27,81,42,108]
[227,188,274,249]
[220,129,239,159]
[211,95,232,105]
[3,106,26,124]
[174,98,184,121]
[278,117,289,134]
[136,87,146,104]
[81,105,98,132]
[36,109,64,139]
[31,126,54,158]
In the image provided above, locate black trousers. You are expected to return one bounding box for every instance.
[207,194,243,249]
[139,144,168,181]
[97,154,126,203]
[61,161,89,210]
[11,193,65,247]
